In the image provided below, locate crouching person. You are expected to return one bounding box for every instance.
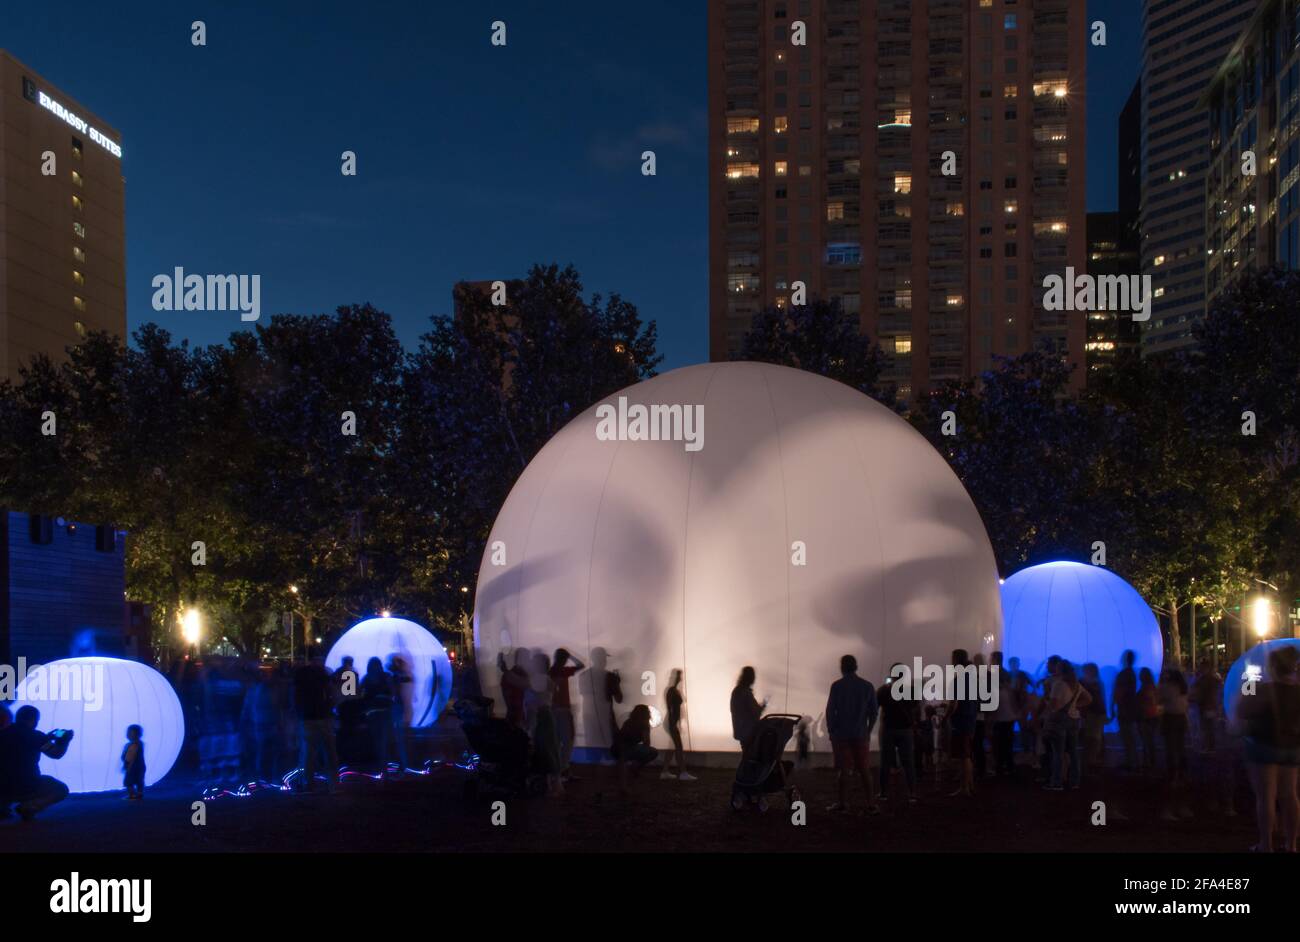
[0,706,73,821]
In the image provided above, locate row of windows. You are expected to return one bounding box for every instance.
[28,514,118,552]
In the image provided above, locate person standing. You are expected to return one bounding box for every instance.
[1191,661,1223,755]
[122,724,146,800]
[990,652,1017,776]
[1158,667,1190,821]
[878,663,919,802]
[1137,667,1160,773]
[497,650,530,730]
[294,651,340,793]
[1080,663,1107,770]
[1044,661,1090,790]
[1112,650,1140,771]
[549,648,584,780]
[948,649,979,797]
[826,655,879,814]
[1236,645,1300,852]
[730,666,765,750]
[660,668,696,781]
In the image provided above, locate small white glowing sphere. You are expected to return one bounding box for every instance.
[1000,561,1162,693]
[326,617,452,727]
[14,657,185,793]
[474,362,1002,751]
[1224,638,1300,722]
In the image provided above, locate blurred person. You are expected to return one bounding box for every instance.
[549,648,584,780]
[1080,663,1107,769]
[528,651,564,796]
[660,668,696,781]
[878,663,919,802]
[0,706,73,820]
[1158,666,1192,821]
[122,724,146,800]
[1044,661,1090,791]
[1235,646,1300,852]
[1137,667,1160,773]
[497,649,530,729]
[826,654,879,814]
[948,649,978,797]
[612,704,658,795]
[361,656,395,768]
[388,654,413,774]
[1111,650,1140,771]
[730,666,765,750]
[1191,661,1223,755]
[971,652,990,778]
[294,650,339,793]
[990,652,1017,776]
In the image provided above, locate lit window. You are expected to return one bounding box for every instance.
[1153,255,1166,266]
[775,161,789,177]
[798,165,812,176]
[71,170,84,188]
[1004,199,1018,214]
[726,162,760,180]
[73,295,86,312]
[72,270,84,286]
[775,50,787,63]
[727,117,760,135]
[74,320,87,338]
[1154,287,1165,297]
[774,116,788,134]
[895,290,912,309]
[1004,13,1017,29]
[71,137,83,160]
[894,173,912,194]
[946,201,964,217]
[827,201,844,220]
[1032,80,1068,98]
[894,109,911,126]
[73,245,86,263]
[894,336,913,354]
[1003,84,1017,98]
[71,195,84,211]
[73,222,86,239]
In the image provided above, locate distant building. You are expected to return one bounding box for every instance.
[1085,212,1141,372]
[1204,0,1297,306]
[708,0,1088,398]
[0,51,126,382]
[0,511,128,666]
[1138,0,1257,355]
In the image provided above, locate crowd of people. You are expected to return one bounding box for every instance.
[493,643,1300,852]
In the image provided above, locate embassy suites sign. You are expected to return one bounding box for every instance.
[22,76,122,158]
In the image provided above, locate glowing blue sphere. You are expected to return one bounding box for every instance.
[1000,562,1162,717]
[326,617,452,728]
[14,656,185,793]
[1223,638,1300,723]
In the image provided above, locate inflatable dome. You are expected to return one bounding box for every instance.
[1223,638,1300,723]
[14,657,185,793]
[1000,561,1162,723]
[326,617,452,727]
[474,362,1002,752]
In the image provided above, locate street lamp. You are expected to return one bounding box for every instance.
[180,607,202,646]
[1251,596,1274,638]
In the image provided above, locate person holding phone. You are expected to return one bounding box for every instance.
[0,706,73,820]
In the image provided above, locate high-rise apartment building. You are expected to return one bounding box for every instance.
[0,51,125,382]
[708,0,1086,398]
[1138,0,1256,355]
[1204,0,1300,305]
[1085,212,1141,371]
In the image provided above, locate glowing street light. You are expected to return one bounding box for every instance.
[1251,596,1274,638]
[180,607,202,645]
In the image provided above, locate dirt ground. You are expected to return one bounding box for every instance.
[0,726,1263,854]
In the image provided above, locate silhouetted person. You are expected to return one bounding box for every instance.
[1191,660,1223,754]
[948,649,978,797]
[613,704,658,794]
[294,650,339,793]
[730,666,765,750]
[122,724,146,800]
[1236,645,1300,852]
[497,649,530,729]
[1112,649,1140,770]
[990,651,1017,776]
[549,648,584,779]
[878,662,919,802]
[660,668,696,781]
[388,654,413,773]
[826,654,878,813]
[1044,661,1090,790]
[1137,667,1160,772]
[0,706,72,820]
[1080,662,1107,769]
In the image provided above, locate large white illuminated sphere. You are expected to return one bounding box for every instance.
[326,617,452,727]
[474,362,1002,751]
[1000,561,1163,710]
[1223,638,1300,722]
[14,657,185,794]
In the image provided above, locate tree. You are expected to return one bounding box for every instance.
[736,297,894,403]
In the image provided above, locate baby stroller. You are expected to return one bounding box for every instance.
[453,696,539,800]
[731,713,802,812]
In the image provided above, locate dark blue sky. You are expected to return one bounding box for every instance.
[4,1,1137,371]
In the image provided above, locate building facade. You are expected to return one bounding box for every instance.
[0,511,129,667]
[1204,0,1300,305]
[0,50,125,382]
[1085,212,1141,371]
[1138,0,1257,355]
[708,0,1087,398]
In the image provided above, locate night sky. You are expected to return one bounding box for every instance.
[3,1,1138,371]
